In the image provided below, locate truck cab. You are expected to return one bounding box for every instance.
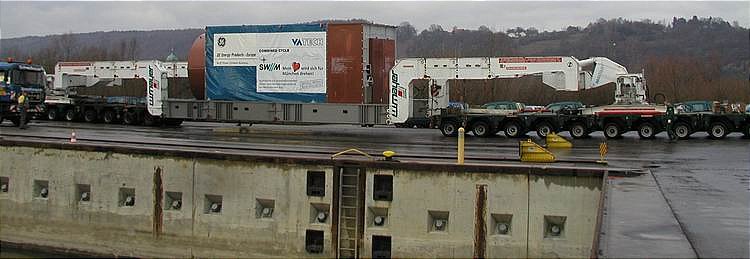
[0,61,46,125]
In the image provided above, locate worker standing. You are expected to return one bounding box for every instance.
[18,92,28,129]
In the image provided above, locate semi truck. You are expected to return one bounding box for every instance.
[0,60,46,126]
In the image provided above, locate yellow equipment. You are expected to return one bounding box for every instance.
[546,132,572,148]
[519,139,556,163]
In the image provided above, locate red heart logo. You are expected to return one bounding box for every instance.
[292,62,301,72]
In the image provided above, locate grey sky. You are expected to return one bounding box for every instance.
[1,1,748,39]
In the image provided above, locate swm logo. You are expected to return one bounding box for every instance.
[259,63,281,71]
[291,38,324,46]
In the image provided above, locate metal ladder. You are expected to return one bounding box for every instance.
[338,168,361,258]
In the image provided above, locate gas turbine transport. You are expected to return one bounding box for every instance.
[34,22,750,139]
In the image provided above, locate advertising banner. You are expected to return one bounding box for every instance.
[213,31,326,94]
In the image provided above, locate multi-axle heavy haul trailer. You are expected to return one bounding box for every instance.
[40,22,749,139]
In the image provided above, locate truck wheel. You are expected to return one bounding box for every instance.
[471,121,493,137]
[47,109,59,120]
[103,110,118,124]
[440,120,459,137]
[83,110,98,123]
[708,122,728,139]
[10,117,20,126]
[569,122,590,139]
[744,124,750,138]
[0,116,4,124]
[603,123,622,139]
[504,121,524,138]
[123,111,139,125]
[674,122,691,139]
[637,122,656,139]
[64,109,77,121]
[535,122,554,138]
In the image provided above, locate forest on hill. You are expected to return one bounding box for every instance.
[1,16,747,103]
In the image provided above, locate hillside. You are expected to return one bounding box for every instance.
[1,16,747,103]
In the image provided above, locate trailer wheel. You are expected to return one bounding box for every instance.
[637,122,656,139]
[603,123,622,139]
[471,121,493,137]
[504,121,524,138]
[569,122,590,139]
[143,113,157,126]
[674,122,692,139]
[64,109,77,121]
[535,122,554,138]
[83,109,98,123]
[708,122,728,139]
[123,111,139,125]
[47,109,59,120]
[103,110,118,124]
[440,120,459,137]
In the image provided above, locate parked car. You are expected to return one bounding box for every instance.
[480,101,525,112]
[523,105,546,112]
[545,101,585,113]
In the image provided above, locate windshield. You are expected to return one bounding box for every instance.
[11,69,45,87]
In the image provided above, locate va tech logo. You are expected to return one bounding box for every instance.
[217,37,226,47]
[291,37,324,46]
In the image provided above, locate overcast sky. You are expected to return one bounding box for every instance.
[1,1,748,39]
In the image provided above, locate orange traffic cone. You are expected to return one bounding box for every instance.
[70,131,77,143]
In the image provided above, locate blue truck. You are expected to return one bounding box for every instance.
[0,61,46,126]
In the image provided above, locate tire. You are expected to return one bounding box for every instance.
[47,109,59,120]
[83,109,98,123]
[637,122,656,139]
[123,111,138,125]
[0,116,4,124]
[471,120,493,137]
[64,109,77,121]
[603,123,622,139]
[103,110,118,124]
[744,124,750,138]
[535,121,554,138]
[503,121,524,138]
[143,113,157,126]
[569,122,590,139]
[10,117,20,126]
[440,120,459,137]
[708,122,728,139]
[674,122,692,139]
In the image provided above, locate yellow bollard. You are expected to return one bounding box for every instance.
[457,127,465,165]
[519,139,556,163]
[546,132,572,148]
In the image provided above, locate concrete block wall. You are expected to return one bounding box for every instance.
[0,145,602,258]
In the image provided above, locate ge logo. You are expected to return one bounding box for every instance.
[217,37,226,47]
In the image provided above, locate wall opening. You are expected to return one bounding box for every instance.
[310,203,330,224]
[204,194,223,214]
[118,187,135,207]
[368,207,389,227]
[76,184,91,202]
[165,191,183,211]
[305,229,324,254]
[544,215,567,238]
[0,176,9,193]
[307,170,325,197]
[428,210,450,232]
[373,175,393,201]
[372,235,392,258]
[255,198,275,218]
[491,213,513,236]
[33,180,49,199]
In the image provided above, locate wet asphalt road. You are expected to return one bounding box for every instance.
[1,120,748,258]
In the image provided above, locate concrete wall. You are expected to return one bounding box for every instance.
[0,144,602,258]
